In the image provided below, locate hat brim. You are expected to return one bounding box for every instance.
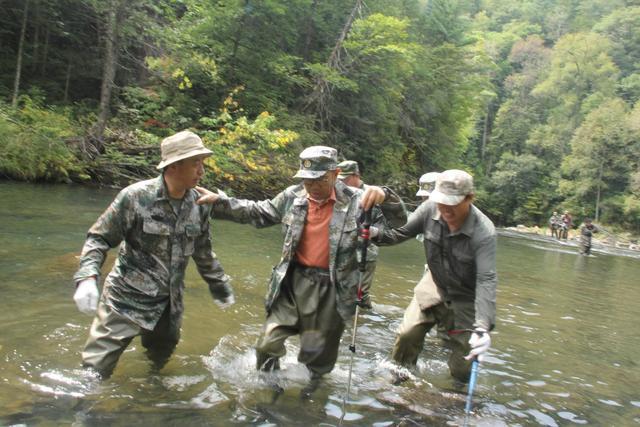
[156,148,213,169]
[293,170,328,179]
[416,189,431,197]
[429,190,465,206]
[338,173,355,179]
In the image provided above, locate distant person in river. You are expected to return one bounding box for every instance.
[337,159,376,309]
[548,211,561,239]
[72,130,234,378]
[579,218,599,255]
[371,169,497,384]
[194,146,407,397]
[559,210,573,240]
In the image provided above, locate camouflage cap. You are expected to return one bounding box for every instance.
[156,130,212,169]
[337,160,360,179]
[416,171,440,197]
[293,145,338,179]
[429,169,474,205]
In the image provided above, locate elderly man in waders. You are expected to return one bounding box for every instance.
[372,170,497,384]
[195,146,406,397]
[337,159,377,309]
[72,130,234,378]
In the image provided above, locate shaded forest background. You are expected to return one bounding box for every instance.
[1,0,638,233]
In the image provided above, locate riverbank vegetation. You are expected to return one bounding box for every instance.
[0,0,638,234]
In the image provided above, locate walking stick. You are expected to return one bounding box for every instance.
[340,209,372,425]
[463,358,480,426]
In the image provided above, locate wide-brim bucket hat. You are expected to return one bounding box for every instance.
[156,130,213,169]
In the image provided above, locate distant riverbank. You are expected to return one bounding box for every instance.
[503,225,640,251]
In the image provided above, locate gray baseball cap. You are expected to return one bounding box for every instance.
[337,160,359,179]
[416,171,440,197]
[293,146,338,179]
[429,169,474,205]
[156,130,213,169]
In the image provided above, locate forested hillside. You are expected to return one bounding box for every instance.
[1,0,638,232]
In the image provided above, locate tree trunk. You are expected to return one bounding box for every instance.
[480,107,490,162]
[301,0,319,62]
[31,0,40,72]
[40,26,49,76]
[94,0,120,145]
[12,0,30,108]
[63,61,71,103]
[306,0,364,132]
[595,160,603,222]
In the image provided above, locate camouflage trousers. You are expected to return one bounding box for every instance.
[256,263,345,377]
[391,295,475,382]
[82,300,180,378]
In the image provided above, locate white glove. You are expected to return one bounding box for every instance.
[74,277,99,315]
[215,294,235,310]
[465,329,491,362]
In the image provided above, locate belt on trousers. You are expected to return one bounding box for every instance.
[292,261,330,277]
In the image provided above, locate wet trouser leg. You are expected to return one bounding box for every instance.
[141,304,180,371]
[295,266,344,377]
[391,295,433,367]
[446,300,475,382]
[255,264,344,377]
[81,300,140,378]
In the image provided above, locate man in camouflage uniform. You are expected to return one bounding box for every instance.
[373,170,497,383]
[196,146,406,395]
[549,211,561,239]
[72,130,234,378]
[337,160,377,309]
[579,218,598,255]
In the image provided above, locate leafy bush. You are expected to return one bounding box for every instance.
[0,98,88,182]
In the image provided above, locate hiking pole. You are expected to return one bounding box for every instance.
[463,357,480,426]
[340,208,372,425]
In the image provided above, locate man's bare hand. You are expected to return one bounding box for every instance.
[360,186,385,210]
[195,186,220,205]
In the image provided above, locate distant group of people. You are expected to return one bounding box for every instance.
[71,130,497,397]
[548,210,599,255]
[548,210,573,240]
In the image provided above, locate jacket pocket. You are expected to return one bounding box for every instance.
[142,220,171,254]
[183,223,201,256]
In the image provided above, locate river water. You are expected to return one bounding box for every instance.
[1,181,639,426]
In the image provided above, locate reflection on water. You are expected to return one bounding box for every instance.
[1,181,640,425]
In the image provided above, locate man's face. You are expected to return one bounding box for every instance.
[172,155,208,189]
[303,170,338,201]
[437,196,472,230]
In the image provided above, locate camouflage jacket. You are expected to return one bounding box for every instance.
[74,175,232,330]
[211,180,406,320]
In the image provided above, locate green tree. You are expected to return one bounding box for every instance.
[560,98,631,222]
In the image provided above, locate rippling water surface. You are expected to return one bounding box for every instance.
[1,182,639,426]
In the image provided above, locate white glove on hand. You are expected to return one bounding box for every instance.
[465,329,491,362]
[74,277,99,315]
[215,294,235,310]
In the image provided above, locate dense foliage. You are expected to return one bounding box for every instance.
[0,0,638,233]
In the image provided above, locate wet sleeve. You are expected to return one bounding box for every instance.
[192,218,233,302]
[73,190,130,283]
[374,200,426,246]
[211,190,285,228]
[473,235,497,330]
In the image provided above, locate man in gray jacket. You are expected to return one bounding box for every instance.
[373,169,497,382]
[72,131,234,378]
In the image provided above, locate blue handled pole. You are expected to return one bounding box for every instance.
[463,358,480,426]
